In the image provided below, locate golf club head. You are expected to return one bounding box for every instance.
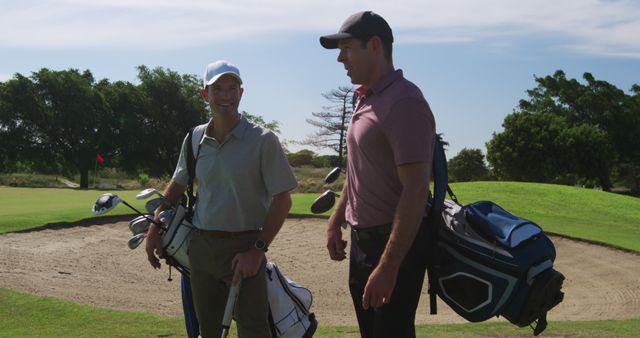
[136,188,162,200]
[159,209,175,224]
[92,193,122,216]
[324,167,342,184]
[129,215,151,235]
[311,190,337,214]
[145,197,163,213]
[128,233,145,250]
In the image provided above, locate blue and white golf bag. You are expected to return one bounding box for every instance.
[427,138,565,336]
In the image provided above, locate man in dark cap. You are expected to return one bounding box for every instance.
[320,11,436,338]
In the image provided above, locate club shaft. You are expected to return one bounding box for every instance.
[120,200,162,226]
[221,281,241,338]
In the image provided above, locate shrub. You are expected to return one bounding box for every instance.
[137,173,150,186]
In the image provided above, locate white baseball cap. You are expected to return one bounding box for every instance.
[203,60,242,88]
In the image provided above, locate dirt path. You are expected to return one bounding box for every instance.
[1,218,639,326]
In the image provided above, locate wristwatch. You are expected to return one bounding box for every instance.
[254,239,268,252]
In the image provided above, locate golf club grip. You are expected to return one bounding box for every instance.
[221,282,241,332]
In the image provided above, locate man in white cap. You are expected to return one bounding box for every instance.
[320,11,435,338]
[146,60,297,337]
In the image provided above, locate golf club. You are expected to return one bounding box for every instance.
[128,215,151,235]
[310,167,346,214]
[221,280,242,338]
[128,232,145,250]
[324,166,343,184]
[136,188,165,200]
[145,197,163,214]
[92,193,163,227]
[311,190,339,214]
[158,209,175,224]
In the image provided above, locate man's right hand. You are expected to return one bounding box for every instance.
[327,225,347,261]
[145,223,164,269]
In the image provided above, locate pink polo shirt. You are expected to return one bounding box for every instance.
[345,70,435,228]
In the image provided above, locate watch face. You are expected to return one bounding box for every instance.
[254,239,266,250]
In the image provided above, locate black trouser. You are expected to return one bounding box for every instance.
[348,219,429,338]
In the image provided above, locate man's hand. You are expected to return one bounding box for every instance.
[231,248,264,286]
[145,223,164,269]
[327,226,347,261]
[362,264,399,309]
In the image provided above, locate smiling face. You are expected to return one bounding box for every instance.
[203,74,244,117]
[337,37,375,86]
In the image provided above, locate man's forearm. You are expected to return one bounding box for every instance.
[161,180,187,208]
[260,191,292,247]
[328,178,349,230]
[377,163,430,272]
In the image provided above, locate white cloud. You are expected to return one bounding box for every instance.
[1,0,639,58]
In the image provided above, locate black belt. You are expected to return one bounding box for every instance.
[351,223,392,242]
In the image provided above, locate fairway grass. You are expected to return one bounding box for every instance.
[0,187,150,234]
[2,183,640,251]
[449,181,640,252]
[1,183,640,336]
[1,288,639,338]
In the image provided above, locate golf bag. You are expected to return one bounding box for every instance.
[266,262,317,338]
[160,203,196,276]
[426,138,565,336]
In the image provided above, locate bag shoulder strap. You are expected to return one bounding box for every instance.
[427,136,460,315]
[432,137,458,210]
[186,124,206,218]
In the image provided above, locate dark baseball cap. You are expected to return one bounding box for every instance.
[320,11,393,49]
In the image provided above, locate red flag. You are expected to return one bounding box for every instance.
[96,153,104,164]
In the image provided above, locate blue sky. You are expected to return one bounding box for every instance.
[1,0,639,157]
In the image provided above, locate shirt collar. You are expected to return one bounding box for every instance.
[202,115,249,144]
[355,69,404,98]
[231,115,249,140]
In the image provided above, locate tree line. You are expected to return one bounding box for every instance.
[303,71,639,192]
[0,66,279,188]
[449,71,640,192]
[2,67,638,192]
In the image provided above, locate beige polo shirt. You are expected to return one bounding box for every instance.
[172,117,297,231]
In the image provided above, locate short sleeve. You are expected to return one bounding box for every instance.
[383,98,436,165]
[260,132,298,196]
[171,133,190,186]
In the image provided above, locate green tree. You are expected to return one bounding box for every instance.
[487,71,638,190]
[0,74,42,172]
[487,112,569,183]
[242,111,280,134]
[35,68,116,188]
[0,69,114,187]
[95,79,147,174]
[287,149,315,167]
[134,66,207,176]
[448,148,489,182]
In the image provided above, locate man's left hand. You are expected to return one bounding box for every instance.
[231,248,264,285]
[362,264,399,309]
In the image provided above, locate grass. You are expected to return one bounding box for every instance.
[291,167,344,193]
[1,182,640,336]
[2,183,640,251]
[289,193,334,217]
[0,288,187,338]
[1,288,639,338]
[449,181,640,251]
[0,187,149,234]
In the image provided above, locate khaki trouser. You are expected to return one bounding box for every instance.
[188,231,271,338]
